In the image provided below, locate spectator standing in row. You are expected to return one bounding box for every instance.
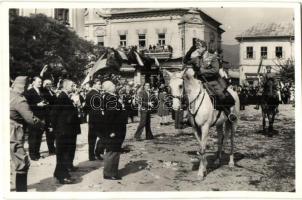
[134,82,154,141]
[41,79,57,155]
[51,79,81,184]
[25,76,48,161]
[84,78,104,161]
[157,84,170,125]
[101,81,128,180]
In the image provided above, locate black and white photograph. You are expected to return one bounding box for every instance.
[1,1,302,199]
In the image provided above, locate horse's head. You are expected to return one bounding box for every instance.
[165,69,186,110]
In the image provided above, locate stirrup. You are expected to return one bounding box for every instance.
[228,113,237,122]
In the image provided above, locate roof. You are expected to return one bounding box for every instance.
[235,22,294,40]
[109,8,222,27]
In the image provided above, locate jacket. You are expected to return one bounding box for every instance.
[50,91,81,135]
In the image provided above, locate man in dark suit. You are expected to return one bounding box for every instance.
[41,79,57,155]
[134,82,154,140]
[101,81,128,180]
[50,79,81,184]
[84,78,104,161]
[25,76,47,160]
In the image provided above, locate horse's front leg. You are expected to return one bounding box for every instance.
[214,124,224,166]
[262,111,266,133]
[197,124,210,180]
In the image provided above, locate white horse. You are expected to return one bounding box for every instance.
[165,68,240,180]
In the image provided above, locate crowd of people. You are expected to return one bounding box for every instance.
[10,64,183,191]
[10,38,294,192]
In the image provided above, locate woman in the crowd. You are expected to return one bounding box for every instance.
[157,84,170,125]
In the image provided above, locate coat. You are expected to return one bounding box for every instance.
[84,89,104,126]
[25,87,46,119]
[100,92,128,152]
[186,51,226,100]
[10,90,45,173]
[50,91,81,136]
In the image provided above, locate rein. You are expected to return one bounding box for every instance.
[171,75,221,128]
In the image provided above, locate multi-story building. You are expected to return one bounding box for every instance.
[14,8,85,36]
[83,8,224,59]
[13,8,225,85]
[235,22,294,85]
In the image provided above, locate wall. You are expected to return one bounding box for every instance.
[238,38,294,84]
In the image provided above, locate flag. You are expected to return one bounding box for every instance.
[134,51,144,66]
[154,57,160,67]
[117,50,128,61]
[82,57,107,86]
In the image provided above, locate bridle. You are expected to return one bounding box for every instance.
[170,73,206,121]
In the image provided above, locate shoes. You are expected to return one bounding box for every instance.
[103,176,122,180]
[67,166,79,172]
[55,177,75,184]
[134,137,142,141]
[146,136,154,140]
[95,155,104,160]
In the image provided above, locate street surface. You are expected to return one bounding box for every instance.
[10,105,295,192]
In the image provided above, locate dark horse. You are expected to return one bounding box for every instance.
[260,80,279,137]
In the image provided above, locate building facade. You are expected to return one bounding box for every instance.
[235,23,294,85]
[83,8,224,59]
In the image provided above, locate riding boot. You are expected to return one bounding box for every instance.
[15,173,27,192]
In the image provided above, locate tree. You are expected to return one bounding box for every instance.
[273,58,295,84]
[9,13,96,84]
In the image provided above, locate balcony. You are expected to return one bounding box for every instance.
[144,51,172,60]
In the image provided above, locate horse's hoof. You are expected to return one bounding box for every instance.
[197,174,205,181]
[228,162,235,168]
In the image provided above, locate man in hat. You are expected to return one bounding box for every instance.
[183,38,237,122]
[10,76,45,191]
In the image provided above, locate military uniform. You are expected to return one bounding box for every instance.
[262,71,279,105]
[185,50,234,109]
[183,41,236,121]
[10,76,45,191]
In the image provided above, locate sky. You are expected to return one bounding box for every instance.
[203,8,294,45]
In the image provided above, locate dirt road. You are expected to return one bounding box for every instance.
[10,104,295,192]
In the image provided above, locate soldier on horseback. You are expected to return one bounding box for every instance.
[183,38,237,122]
[261,65,280,112]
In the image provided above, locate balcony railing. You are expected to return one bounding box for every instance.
[144,51,172,60]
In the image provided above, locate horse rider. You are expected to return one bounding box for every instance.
[10,76,45,191]
[183,38,237,122]
[261,65,280,112]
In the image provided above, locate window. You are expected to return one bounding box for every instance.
[97,36,104,47]
[276,46,283,58]
[158,33,166,46]
[246,46,254,59]
[120,35,127,47]
[261,46,267,59]
[54,9,69,25]
[138,34,146,48]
